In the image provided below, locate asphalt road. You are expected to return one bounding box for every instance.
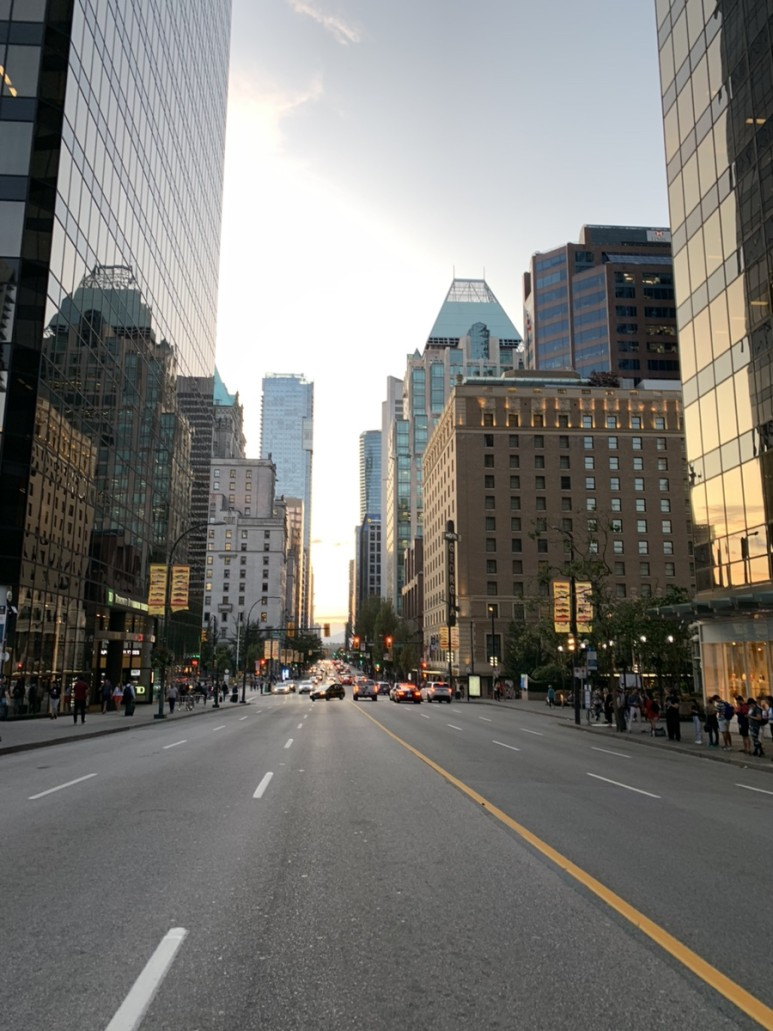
[2,695,771,1030]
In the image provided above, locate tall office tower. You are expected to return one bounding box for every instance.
[0,1,231,694]
[382,279,522,613]
[655,0,773,698]
[177,368,244,609]
[353,430,382,623]
[359,430,382,521]
[523,226,677,383]
[382,375,408,611]
[260,374,314,627]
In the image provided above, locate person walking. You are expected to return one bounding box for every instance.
[735,695,751,755]
[112,681,124,712]
[122,681,135,716]
[72,674,89,724]
[705,696,720,747]
[101,677,113,713]
[665,690,681,741]
[167,683,178,714]
[644,693,661,735]
[546,685,555,708]
[690,698,703,745]
[48,681,61,719]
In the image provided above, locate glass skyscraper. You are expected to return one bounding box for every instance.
[656,0,773,697]
[0,0,231,696]
[260,373,314,628]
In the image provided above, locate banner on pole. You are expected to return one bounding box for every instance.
[170,565,190,612]
[552,579,571,633]
[148,564,167,616]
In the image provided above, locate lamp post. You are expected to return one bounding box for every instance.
[155,520,222,720]
[444,520,459,696]
[488,603,497,698]
[241,599,262,703]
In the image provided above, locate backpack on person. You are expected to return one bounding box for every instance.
[723,701,735,721]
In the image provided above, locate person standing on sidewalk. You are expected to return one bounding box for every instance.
[690,698,703,745]
[122,681,135,716]
[705,696,720,747]
[665,690,681,741]
[72,674,89,724]
[48,681,61,719]
[101,677,113,713]
[167,684,178,714]
[718,697,734,750]
[748,698,765,757]
[112,681,123,711]
[735,695,751,755]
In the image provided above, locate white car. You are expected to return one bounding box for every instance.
[297,680,313,694]
[273,682,291,695]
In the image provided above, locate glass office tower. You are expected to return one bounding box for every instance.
[656,0,773,698]
[0,0,231,697]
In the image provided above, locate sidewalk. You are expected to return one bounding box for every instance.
[0,694,258,757]
[491,696,773,774]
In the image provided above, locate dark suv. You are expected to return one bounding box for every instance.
[311,682,346,701]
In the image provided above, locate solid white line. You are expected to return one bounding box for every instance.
[587,772,660,798]
[212,725,226,732]
[29,773,98,800]
[520,728,544,736]
[478,716,493,722]
[447,724,463,731]
[163,740,187,750]
[284,738,293,749]
[591,746,631,759]
[737,783,773,797]
[105,927,187,1031]
[493,740,520,752]
[253,772,273,798]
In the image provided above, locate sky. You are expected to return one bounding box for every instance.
[214,0,671,634]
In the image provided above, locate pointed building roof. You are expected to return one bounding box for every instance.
[213,366,236,406]
[426,278,522,346]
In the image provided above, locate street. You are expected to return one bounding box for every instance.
[2,695,772,1030]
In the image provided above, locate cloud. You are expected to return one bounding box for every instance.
[285,0,361,45]
[226,71,324,161]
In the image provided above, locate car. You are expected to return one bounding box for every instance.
[376,681,391,696]
[391,682,421,704]
[297,680,313,695]
[353,680,378,702]
[273,682,291,695]
[425,681,452,703]
[310,682,346,701]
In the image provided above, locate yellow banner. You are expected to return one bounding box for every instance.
[553,579,571,633]
[170,565,190,612]
[148,564,167,616]
[576,581,594,634]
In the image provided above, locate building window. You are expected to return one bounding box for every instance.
[665,562,676,576]
[583,436,593,449]
[632,436,643,450]
[486,560,497,573]
[660,499,671,512]
[633,456,644,471]
[631,416,641,429]
[484,433,494,447]
[584,456,595,470]
[613,540,624,554]
[616,584,627,598]
[509,434,519,447]
[657,458,668,471]
[561,497,572,510]
[608,436,618,449]
[484,454,495,467]
[609,456,619,470]
[559,435,570,448]
[640,584,652,597]
[640,561,650,576]
[486,581,498,595]
[638,540,649,554]
[558,414,569,427]
[510,497,521,509]
[610,477,620,491]
[486,538,497,552]
[636,498,646,512]
[585,476,595,489]
[485,517,496,530]
[634,478,644,491]
[586,497,597,511]
[537,539,548,553]
[663,540,674,555]
[509,455,520,470]
[562,518,573,532]
[485,496,496,509]
[582,415,593,428]
[662,520,672,534]
[507,414,519,427]
[485,475,495,488]
[659,478,669,491]
[533,413,544,427]
[656,437,667,450]
[483,413,494,426]
[606,415,618,428]
[654,417,665,430]
[534,475,544,489]
[559,455,570,469]
[536,497,547,510]
[611,518,622,532]
[611,498,622,511]
[560,476,571,489]
[510,476,520,489]
[534,454,546,470]
[534,435,544,448]
[512,560,523,573]
[513,582,524,597]
[614,561,625,575]
[637,519,647,533]
[510,518,521,531]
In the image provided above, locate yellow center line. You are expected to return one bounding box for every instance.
[354,706,773,1029]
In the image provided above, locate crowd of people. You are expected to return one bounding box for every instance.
[562,684,773,755]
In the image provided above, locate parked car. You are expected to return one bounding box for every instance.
[353,680,378,702]
[310,682,346,701]
[424,681,452,703]
[390,682,421,704]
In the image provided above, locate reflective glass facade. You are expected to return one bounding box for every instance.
[0,0,231,698]
[656,0,773,698]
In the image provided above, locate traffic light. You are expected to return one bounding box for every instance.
[323,623,330,637]
[353,635,360,650]
[385,635,393,650]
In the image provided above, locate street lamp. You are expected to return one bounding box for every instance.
[155,520,224,720]
[488,603,497,697]
[241,599,263,703]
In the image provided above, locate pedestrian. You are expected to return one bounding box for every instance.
[615,687,627,732]
[627,688,642,731]
[49,681,61,719]
[748,697,765,757]
[112,681,123,712]
[12,679,25,715]
[167,683,178,714]
[122,681,135,716]
[664,689,681,741]
[644,693,661,735]
[0,683,8,721]
[690,697,703,745]
[101,677,113,713]
[705,696,720,747]
[718,696,734,750]
[546,685,555,708]
[735,695,751,755]
[63,680,72,713]
[72,674,89,724]
[603,689,614,725]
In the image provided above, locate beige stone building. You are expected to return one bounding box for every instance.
[421,372,694,689]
